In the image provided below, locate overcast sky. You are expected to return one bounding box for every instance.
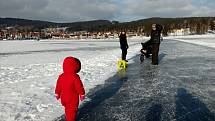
[0,0,215,23]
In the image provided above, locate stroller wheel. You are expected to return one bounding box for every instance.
[140,54,145,62]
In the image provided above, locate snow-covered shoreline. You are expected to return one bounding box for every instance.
[166,34,215,49]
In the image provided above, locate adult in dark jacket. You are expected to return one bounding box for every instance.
[119,32,129,61]
[150,24,163,65]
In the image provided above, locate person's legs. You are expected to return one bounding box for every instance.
[65,106,77,121]
[152,44,160,65]
[122,49,127,60]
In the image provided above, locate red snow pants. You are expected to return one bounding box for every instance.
[64,104,78,121]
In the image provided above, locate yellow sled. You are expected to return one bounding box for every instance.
[117,60,128,70]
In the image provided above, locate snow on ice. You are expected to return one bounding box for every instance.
[166,34,215,49]
[0,37,144,121]
[0,35,215,121]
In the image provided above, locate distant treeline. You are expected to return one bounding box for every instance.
[0,18,112,32]
[89,17,215,36]
[1,17,215,36]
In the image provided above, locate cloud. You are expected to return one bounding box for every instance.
[120,0,193,17]
[0,0,118,22]
[117,0,215,21]
[0,0,214,22]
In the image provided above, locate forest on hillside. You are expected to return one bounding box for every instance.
[1,17,215,36]
[86,17,215,36]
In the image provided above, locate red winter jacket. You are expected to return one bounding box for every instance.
[55,57,85,110]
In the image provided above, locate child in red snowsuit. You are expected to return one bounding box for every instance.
[55,57,85,121]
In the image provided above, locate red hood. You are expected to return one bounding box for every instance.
[63,57,81,74]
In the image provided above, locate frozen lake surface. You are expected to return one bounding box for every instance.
[74,39,215,121]
[1,35,215,121]
[0,38,143,121]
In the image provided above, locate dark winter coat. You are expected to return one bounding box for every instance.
[150,24,163,44]
[119,33,129,50]
[55,57,85,110]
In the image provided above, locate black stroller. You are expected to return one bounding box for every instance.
[140,40,152,62]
